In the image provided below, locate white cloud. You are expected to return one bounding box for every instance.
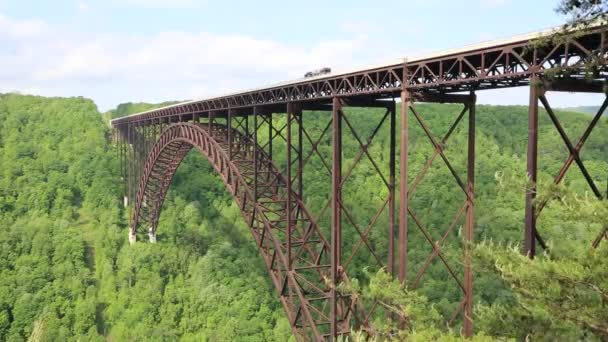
[4,10,595,112]
[0,13,369,110]
[77,2,90,12]
[0,13,49,38]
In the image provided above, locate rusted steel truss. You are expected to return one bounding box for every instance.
[399,91,477,336]
[524,78,608,258]
[128,121,359,340]
[112,26,607,126]
[112,24,608,342]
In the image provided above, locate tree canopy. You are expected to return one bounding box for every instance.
[0,92,606,340]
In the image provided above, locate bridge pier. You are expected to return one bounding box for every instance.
[330,97,343,340]
[524,78,540,258]
[399,89,410,284]
[400,90,477,337]
[524,77,608,258]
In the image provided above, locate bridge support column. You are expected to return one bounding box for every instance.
[524,78,608,255]
[330,97,343,340]
[208,111,215,137]
[463,92,476,337]
[227,109,233,159]
[286,102,302,269]
[253,107,260,203]
[398,90,410,283]
[524,78,541,258]
[127,124,133,206]
[286,103,293,270]
[403,91,476,336]
[388,100,396,275]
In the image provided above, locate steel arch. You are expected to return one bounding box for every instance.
[130,122,356,341]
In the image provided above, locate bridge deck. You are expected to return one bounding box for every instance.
[111,23,607,126]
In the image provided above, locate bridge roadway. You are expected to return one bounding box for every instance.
[112,23,607,125]
[112,23,608,341]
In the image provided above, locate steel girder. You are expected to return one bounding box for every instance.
[398,91,477,336]
[113,76,608,339]
[129,122,357,340]
[524,80,608,258]
[111,24,608,342]
[111,25,608,126]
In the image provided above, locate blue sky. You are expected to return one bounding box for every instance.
[0,0,603,110]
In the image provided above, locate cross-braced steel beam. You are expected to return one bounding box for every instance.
[399,91,477,336]
[524,78,608,258]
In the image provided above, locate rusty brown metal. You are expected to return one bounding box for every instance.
[287,103,294,270]
[330,97,342,340]
[388,100,396,275]
[112,23,608,341]
[399,90,410,284]
[130,121,358,340]
[541,96,602,198]
[523,84,608,254]
[400,92,476,336]
[524,79,540,258]
[463,92,476,337]
[254,107,259,204]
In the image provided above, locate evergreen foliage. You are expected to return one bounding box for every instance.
[0,93,605,340]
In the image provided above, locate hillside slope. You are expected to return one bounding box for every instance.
[0,93,605,340]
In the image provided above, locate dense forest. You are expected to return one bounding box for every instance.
[0,92,606,341]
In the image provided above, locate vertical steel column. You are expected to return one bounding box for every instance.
[267,112,273,184]
[463,92,476,337]
[524,79,540,258]
[388,101,396,275]
[297,108,304,200]
[141,123,146,157]
[123,126,128,207]
[135,123,141,202]
[208,111,213,136]
[152,119,156,143]
[253,107,259,203]
[228,109,233,159]
[286,103,294,269]
[268,112,273,160]
[146,122,151,154]
[127,123,132,205]
[245,113,250,147]
[139,123,143,198]
[399,90,410,283]
[330,97,343,340]
[132,123,137,204]
[134,123,138,203]
[144,122,149,156]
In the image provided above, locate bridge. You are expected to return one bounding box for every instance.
[111,23,608,341]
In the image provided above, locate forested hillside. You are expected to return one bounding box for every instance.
[562,106,601,115]
[0,93,605,341]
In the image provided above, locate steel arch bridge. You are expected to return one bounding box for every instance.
[112,23,608,341]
